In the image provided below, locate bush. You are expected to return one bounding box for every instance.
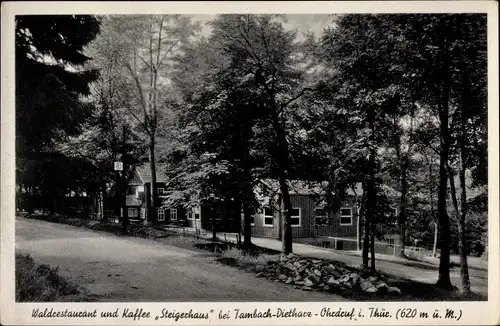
[16,254,81,302]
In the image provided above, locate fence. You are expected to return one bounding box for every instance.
[323,237,431,259]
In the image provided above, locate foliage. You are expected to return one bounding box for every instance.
[16,15,101,153]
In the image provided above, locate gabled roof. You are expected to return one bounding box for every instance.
[135,164,168,184]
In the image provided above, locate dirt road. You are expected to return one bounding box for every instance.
[15,218,347,302]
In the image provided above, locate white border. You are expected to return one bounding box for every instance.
[1,2,499,326]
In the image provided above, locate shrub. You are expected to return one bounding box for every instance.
[16,254,80,302]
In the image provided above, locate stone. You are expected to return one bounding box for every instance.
[325,264,336,273]
[304,278,314,287]
[255,265,265,272]
[327,276,340,286]
[376,282,389,289]
[302,286,312,291]
[349,273,361,287]
[387,286,402,295]
[318,283,325,288]
[360,280,375,291]
[312,259,322,264]
[294,275,302,282]
[279,274,288,281]
[294,285,301,289]
[368,276,378,283]
[293,261,302,268]
[339,275,350,283]
[256,272,265,278]
[285,277,293,284]
[285,262,295,271]
[331,270,342,278]
[295,281,305,285]
[323,285,330,291]
[365,286,378,293]
[314,269,322,277]
[344,282,353,289]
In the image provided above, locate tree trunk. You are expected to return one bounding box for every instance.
[430,220,438,258]
[267,96,293,254]
[212,203,217,240]
[368,149,376,274]
[458,98,471,294]
[243,201,252,248]
[370,220,376,274]
[362,183,370,270]
[122,126,129,233]
[398,159,408,257]
[457,164,471,293]
[148,137,157,225]
[434,22,454,290]
[435,95,453,289]
[122,173,129,233]
[280,178,293,254]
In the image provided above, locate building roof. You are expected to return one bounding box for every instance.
[258,179,399,198]
[135,164,168,183]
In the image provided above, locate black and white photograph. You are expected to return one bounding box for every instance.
[1,1,498,325]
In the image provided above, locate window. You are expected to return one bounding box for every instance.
[340,207,353,225]
[157,208,165,221]
[290,208,301,227]
[263,207,274,227]
[140,208,146,220]
[170,208,177,221]
[191,206,201,220]
[127,186,136,195]
[391,207,399,225]
[128,207,138,218]
[157,187,166,195]
[315,208,328,225]
[388,238,395,247]
[187,211,193,220]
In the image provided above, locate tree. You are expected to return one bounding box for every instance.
[207,14,314,254]
[400,14,487,290]
[318,14,408,272]
[93,15,200,222]
[15,15,101,213]
[16,15,101,154]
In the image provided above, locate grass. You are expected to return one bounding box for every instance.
[16,253,93,302]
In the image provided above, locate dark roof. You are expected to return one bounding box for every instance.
[135,164,168,183]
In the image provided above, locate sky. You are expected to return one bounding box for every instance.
[189,14,335,41]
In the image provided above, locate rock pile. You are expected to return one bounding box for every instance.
[257,254,401,296]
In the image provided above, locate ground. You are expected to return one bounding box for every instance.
[15,217,347,302]
[215,232,488,297]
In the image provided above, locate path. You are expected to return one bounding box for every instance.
[15,217,347,302]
